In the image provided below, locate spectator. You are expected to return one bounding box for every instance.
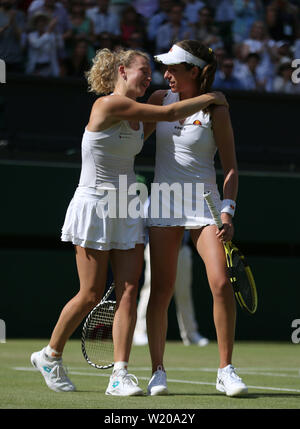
[191,6,223,50]
[126,29,149,53]
[62,39,91,77]
[147,0,174,43]
[232,0,264,43]
[119,5,145,45]
[265,0,299,44]
[265,3,277,37]
[0,0,26,73]
[232,41,249,77]
[183,0,205,25]
[94,30,115,51]
[155,2,191,54]
[17,0,33,13]
[126,29,164,83]
[213,0,235,54]
[276,39,293,64]
[237,52,272,90]
[67,0,95,61]
[240,20,277,81]
[273,59,300,94]
[212,56,245,89]
[28,0,72,39]
[292,27,300,60]
[26,11,63,76]
[133,0,159,20]
[214,45,227,67]
[109,0,132,18]
[86,0,120,37]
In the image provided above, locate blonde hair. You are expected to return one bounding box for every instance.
[86,48,150,95]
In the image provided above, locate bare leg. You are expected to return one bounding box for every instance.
[190,226,236,368]
[134,243,151,339]
[49,245,109,353]
[147,227,184,373]
[110,244,144,363]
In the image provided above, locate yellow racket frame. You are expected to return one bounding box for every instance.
[224,241,258,314]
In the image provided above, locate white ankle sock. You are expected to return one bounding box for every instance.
[45,345,62,360]
[113,361,128,372]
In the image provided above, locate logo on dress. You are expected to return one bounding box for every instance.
[193,120,202,126]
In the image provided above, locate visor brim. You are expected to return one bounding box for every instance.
[154,53,182,65]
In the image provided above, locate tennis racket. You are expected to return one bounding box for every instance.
[81,283,116,369]
[204,191,258,314]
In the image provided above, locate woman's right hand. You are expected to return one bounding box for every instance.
[210,91,229,108]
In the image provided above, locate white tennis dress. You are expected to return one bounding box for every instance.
[147,90,221,228]
[61,120,145,250]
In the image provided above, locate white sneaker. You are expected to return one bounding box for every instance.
[216,364,248,397]
[147,366,168,396]
[31,348,76,392]
[105,369,143,396]
[183,333,209,347]
[133,332,148,346]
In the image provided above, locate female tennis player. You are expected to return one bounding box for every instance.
[144,40,248,397]
[30,47,228,396]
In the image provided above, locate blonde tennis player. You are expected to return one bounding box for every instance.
[30,47,228,396]
[144,40,248,397]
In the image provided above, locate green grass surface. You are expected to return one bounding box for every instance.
[0,339,300,409]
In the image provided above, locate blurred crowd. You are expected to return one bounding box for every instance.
[1,0,300,93]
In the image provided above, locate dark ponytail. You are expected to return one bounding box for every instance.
[176,40,217,95]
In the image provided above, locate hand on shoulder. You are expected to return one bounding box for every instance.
[147,89,168,106]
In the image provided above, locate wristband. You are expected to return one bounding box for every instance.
[221,199,236,217]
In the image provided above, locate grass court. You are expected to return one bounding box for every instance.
[0,339,299,410]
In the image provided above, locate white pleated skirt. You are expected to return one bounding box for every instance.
[61,187,145,251]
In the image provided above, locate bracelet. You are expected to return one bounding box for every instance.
[221,199,236,217]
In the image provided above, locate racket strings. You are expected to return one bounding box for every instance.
[83,301,116,367]
[232,253,256,311]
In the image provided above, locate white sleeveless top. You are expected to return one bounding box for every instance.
[79,121,144,189]
[61,120,145,250]
[147,90,221,228]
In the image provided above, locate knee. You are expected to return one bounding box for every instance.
[76,290,102,313]
[118,282,139,307]
[211,278,232,301]
[149,279,174,306]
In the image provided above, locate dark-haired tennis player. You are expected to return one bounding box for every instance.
[30,47,228,396]
[144,40,248,397]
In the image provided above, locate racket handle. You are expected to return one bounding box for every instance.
[203,191,223,230]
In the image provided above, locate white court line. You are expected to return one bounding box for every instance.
[56,366,300,379]
[13,367,300,394]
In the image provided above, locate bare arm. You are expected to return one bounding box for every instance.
[87,92,227,132]
[211,105,238,240]
[143,90,167,141]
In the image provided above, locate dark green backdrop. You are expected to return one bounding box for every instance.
[0,162,299,341]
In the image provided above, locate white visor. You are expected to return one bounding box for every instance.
[154,44,207,68]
